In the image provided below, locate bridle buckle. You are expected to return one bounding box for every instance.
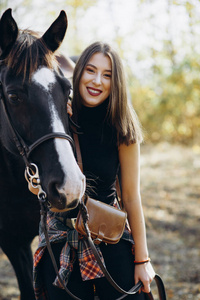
[24,163,47,199]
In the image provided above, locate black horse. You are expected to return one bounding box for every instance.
[0,9,85,300]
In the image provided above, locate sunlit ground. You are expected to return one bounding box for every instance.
[0,142,199,300]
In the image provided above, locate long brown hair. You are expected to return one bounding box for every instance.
[72,41,143,145]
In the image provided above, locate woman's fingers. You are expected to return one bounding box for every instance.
[67,100,73,117]
[142,281,151,293]
[134,262,155,294]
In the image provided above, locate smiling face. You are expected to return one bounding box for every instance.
[79,52,112,107]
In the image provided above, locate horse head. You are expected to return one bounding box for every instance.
[0,9,85,211]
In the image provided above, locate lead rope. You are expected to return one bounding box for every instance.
[73,133,167,300]
[80,197,143,298]
[32,157,166,299]
[26,161,81,300]
[39,195,82,300]
[29,158,143,299]
[38,188,166,300]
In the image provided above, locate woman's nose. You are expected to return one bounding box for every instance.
[93,73,101,85]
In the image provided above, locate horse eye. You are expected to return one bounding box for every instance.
[8,93,21,103]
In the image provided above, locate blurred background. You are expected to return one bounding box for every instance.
[0,0,199,299]
[1,0,200,146]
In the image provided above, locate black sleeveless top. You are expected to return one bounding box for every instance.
[78,99,119,204]
[66,99,119,218]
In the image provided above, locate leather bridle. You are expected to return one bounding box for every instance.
[0,81,75,169]
[0,80,167,300]
[0,80,85,300]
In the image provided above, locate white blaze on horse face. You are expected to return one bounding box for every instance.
[32,67,85,207]
[50,103,85,205]
[33,67,56,90]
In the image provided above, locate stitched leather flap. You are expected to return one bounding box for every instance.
[75,197,127,244]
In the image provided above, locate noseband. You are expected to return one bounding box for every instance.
[0,81,74,168]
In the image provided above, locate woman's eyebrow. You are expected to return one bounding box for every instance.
[86,63,112,72]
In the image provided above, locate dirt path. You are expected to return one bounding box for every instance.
[0,143,200,299]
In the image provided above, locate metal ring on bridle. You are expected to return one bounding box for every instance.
[38,191,47,201]
[25,163,39,177]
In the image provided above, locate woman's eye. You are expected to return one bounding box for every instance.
[8,94,21,103]
[104,74,111,78]
[86,68,94,73]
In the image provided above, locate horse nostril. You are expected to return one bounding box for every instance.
[59,192,66,203]
[48,173,86,210]
[47,181,64,206]
[58,193,69,208]
[49,181,58,197]
[50,190,67,210]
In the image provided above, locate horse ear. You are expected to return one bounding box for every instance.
[42,10,68,53]
[0,8,18,59]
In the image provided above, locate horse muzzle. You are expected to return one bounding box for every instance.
[49,195,81,212]
[48,175,86,212]
[50,197,80,212]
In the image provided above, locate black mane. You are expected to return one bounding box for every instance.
[4,29,57,79]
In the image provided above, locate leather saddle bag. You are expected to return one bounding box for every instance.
[75,197,127,244]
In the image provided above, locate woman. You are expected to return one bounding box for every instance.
[33,41,155,300]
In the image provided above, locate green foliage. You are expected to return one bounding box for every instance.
[130,55,200,145]
[0,0,8,11]
[1,0,199,145]
[124,0,200,145]
[65,0,97,10]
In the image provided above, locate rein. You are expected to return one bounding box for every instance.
[0,77,83,299]
[39,196,143,300]
[73,134,167,300]
[39,196,83,300]
[39,197,166,300]
[0,79,166,299]
[35,130,167,300]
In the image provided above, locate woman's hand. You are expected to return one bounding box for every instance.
[67,99,73,117]
[134,262,155,293]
